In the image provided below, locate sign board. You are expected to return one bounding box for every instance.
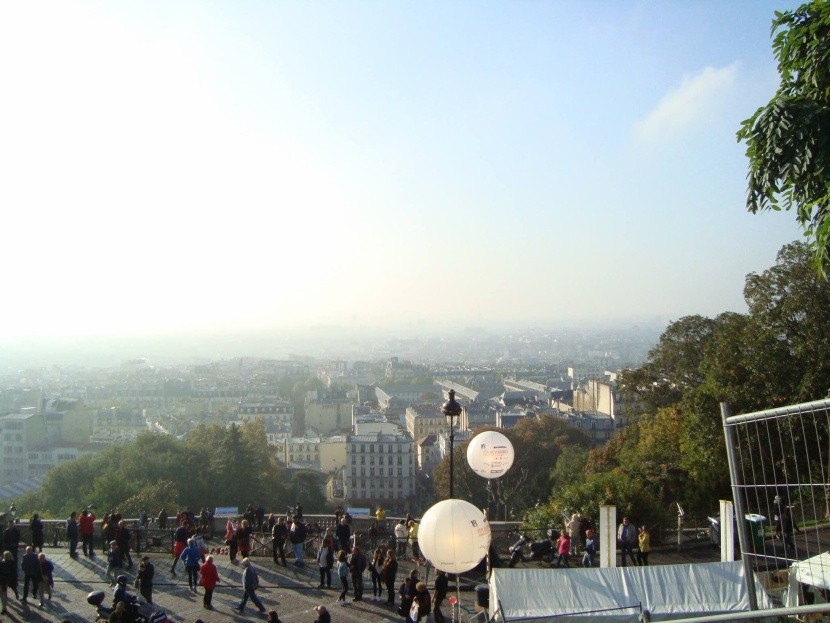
[214,506,239,517]
[347,507,371,517]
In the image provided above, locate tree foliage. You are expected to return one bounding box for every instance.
[15,421,327,518]
[432,416,593,520]
[571,242,830,523]
[737,1,830,275]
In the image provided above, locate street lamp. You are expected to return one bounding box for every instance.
[442,389,462,498]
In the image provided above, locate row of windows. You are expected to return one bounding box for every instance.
[351,467,407,477]
[288,454,318,461]
[349,478,406,488]
[351,455,411,465]
[3,434,23,441]
[351,490,409,500]
[350,444,408,453]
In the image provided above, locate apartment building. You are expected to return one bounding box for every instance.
[345,432,415,506]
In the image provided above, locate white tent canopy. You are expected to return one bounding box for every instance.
[786,551,830,607]
[490,562,772,622]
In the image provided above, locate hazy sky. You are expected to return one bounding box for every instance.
[0,0,804,343]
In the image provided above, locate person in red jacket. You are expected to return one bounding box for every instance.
[79,509,96,558]
[199,554,220,610]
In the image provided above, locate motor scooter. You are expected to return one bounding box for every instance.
[87,590,169,623]
[509,529,559,567]
[508,534,529,567]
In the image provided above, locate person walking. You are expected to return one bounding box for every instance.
[21,546,40,605]
[136,555,155,604]
[637,526,650,566]
[382,549,398,605]
[349,545,367,601]
[66,512,79,558]
[199,554,219,610]
[180,538,202,593]
[432,569,448,623]
[38,552,54,606]
[336,550,350,603]
[170,520,189,575]
[106,540,124,586]
[617,517,638,567]
[79,509,96,558]
[235,558,266,614]
[0,550,19,613]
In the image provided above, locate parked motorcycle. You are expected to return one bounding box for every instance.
[508,529,559,567]
[508,534,529,567]
[87,590,169,623]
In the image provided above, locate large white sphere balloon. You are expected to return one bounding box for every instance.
[467,431,514,479]
[418,499,491,574]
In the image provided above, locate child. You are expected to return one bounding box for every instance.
[106,541,123,585]
[337,551,350,603]
[582,529,596,568]
[556,533,571,568]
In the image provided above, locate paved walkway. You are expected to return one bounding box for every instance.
[0,550,480,623]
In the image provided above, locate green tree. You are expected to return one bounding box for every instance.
[433,418,592,519]
[737,1,830,275]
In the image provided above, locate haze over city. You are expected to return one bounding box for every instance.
[0,0,804,362]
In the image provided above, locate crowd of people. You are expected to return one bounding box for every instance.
[0,502,441,620]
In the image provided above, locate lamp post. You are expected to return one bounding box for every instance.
[442,389,462,498]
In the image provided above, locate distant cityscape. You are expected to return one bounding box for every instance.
[0,325,661,509]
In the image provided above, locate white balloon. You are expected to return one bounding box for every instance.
[466,431,514,479]
[417,499,491,574]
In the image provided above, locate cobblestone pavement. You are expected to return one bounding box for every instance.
[0,550,482,623]
[0,542,726,623]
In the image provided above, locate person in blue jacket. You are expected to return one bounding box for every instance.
[180,538,202,592]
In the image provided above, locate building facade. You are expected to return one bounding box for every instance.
[345,432,415,506]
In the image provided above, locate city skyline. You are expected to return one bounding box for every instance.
[0,0,804,345]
